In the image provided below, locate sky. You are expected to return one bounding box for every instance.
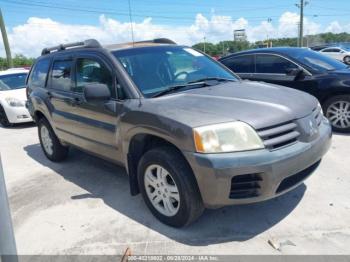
[0,0,350,57]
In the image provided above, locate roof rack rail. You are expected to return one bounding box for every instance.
[41,39,101,55]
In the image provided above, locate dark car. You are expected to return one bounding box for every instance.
[219,47,350,132]
[27,39,331,227]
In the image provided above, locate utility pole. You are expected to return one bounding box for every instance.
[296,0,308,47]
[0,8,13,68]
[203,37,206,53]
[127,0,135,46]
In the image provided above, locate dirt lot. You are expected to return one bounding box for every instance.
[1,123,350,255]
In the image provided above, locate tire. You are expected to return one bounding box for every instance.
[137,147,204,227]
[323,95,350,133]
[343,56,350,65]
[0,105,12,127]
[38,118,69,161]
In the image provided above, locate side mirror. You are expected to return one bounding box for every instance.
[83,83,111,102]
[286,68,305,80]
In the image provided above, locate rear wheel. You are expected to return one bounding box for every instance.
[324,95,350,133]
[138,147,204,227]
[38,118,69,161]
[0,105,11,127]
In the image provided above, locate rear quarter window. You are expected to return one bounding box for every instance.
[222,55,255,73]
[28,58,51,88]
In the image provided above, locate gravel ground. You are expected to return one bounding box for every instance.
[1,123,350,255]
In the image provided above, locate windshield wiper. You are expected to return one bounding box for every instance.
[151,81,210,98]
[151,77,235,98]
[187,77,236,84]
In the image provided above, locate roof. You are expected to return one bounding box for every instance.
[220,47,309,60]
[40,38,177,55]
[105,42,175,51]
[0,68,29,76]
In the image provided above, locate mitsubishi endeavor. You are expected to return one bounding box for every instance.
[26,39,332,227]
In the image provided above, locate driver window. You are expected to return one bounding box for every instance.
[256,54,298,74]
[74,58,114,97]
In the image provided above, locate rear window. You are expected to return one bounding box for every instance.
[28,58,51,88]
[221,55,255,73]
[0,73,28,91]
[51,60,73,91]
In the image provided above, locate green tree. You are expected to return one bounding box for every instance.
[0,54,35,70]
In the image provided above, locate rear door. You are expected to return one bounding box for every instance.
[47,56,78,136]
[220,54,255,79]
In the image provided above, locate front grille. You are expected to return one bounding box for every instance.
[229,173,262,199]
[313,106,323,127]
[257,121,300,150]
[276,160,320,194]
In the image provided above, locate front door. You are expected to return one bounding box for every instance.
[249,54,319,96]
[69,54,122,162]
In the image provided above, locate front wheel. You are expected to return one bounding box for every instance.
[0,105,12,127]
[138,147,204,227]
[38,118,69,161]
[324,95,350,133]
[343,56,350,65]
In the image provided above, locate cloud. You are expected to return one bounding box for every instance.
[0,12,348,57]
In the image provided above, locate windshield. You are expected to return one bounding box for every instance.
[293,49,348,73]
[112,46,237,97]
[0,73,28,91]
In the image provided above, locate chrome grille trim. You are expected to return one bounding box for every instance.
[314,107,323,126]
[257,121,300,150]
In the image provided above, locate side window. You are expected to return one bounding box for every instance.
[256,54,297,74]
[75,58,114,97]
[323,48,339,53]
[28,58,50,88]
[51,60,73,91]
[222,55,255,73]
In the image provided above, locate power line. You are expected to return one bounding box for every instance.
[0,0,290,22]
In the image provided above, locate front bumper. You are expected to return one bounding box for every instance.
[184,119,332,208]
[3,104,33,124]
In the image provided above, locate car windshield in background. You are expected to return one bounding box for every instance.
[0,73,28,91]
[112,46,237,97]
[293,49,348,73]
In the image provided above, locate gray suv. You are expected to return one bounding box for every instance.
[27,39,332,227]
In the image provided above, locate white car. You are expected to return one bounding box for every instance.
[319,47,350,65]
[0,68,33,126]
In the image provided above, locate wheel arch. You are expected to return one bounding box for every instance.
[126,133,195,196]
[320,92,350,105]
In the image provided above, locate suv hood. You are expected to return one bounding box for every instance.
[144,81,318,130]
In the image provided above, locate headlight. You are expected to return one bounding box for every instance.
[5,97,25,107]
[193,122,264,153]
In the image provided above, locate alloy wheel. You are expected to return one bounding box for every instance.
[144,164,180,217]
[326,100,350,129]
[40,125,54,155]
[344,56,350,65]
